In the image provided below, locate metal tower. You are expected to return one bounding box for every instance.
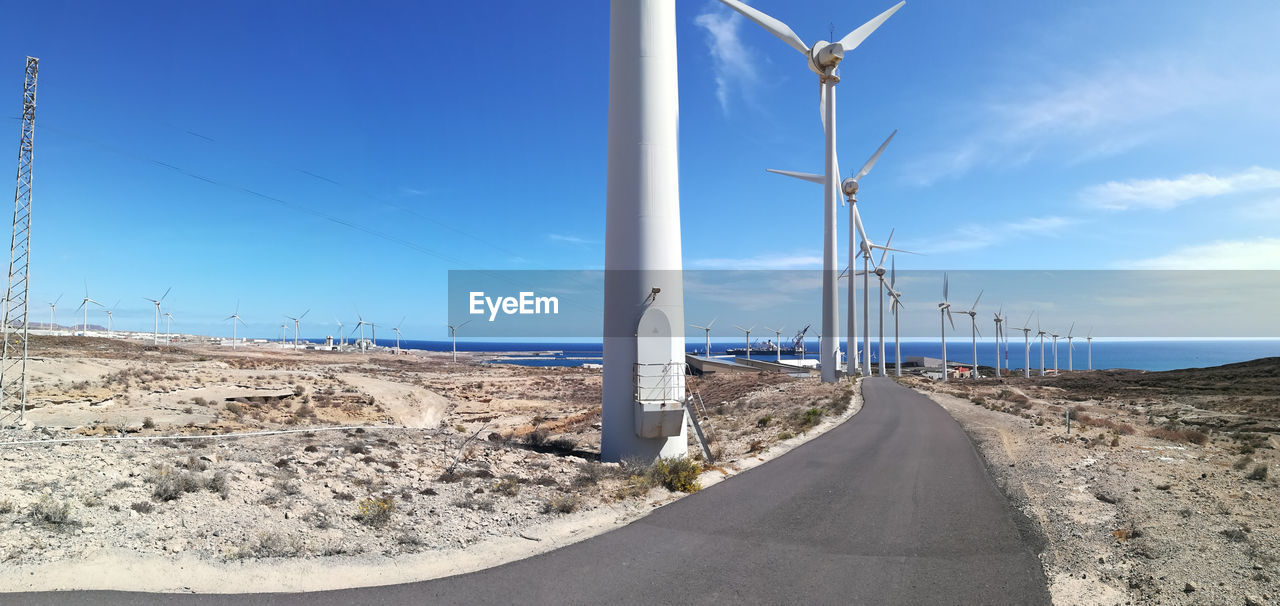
[1,57,37,426]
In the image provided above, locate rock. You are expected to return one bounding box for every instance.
[1184,582,1197,593]
[1244,595,1264,606]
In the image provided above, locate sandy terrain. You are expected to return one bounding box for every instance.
[0,336,861,593]
[904,364,1279,606]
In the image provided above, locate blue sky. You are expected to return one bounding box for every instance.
[4,1,1279,340]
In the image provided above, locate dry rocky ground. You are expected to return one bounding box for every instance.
[0,336,857,592]
[904,360,1280,606]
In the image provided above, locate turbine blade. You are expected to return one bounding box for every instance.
[1068,321,1075,338]
[717,0,810,55]
[853,129,898,182]
[890,255,896,287]
[1023,311,1033,329]
[947,307,955,330]
[160,287,171,302]
[300,309,310,321]
[970,289,983,312]
[943,272,949,301]
[707,317,717,329]
[766,168,824,184]
[837,2,906,53]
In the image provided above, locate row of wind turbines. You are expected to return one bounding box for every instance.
[47,284,479,359]
[714,0,1100,384]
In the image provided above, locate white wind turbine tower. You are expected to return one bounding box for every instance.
[724,0,906,382]
[1016,312,1033,379]
[163,311,174,341]
[1086,328,1094,371]
[993,306,1004,378]
[1036,316,1047,377]
[104,300,119,337]
[448,319,471,363]
[772,130,899,378]
[77,284,103,335]
[1066,322,1076,372]
[352,315,369,351]
[764,325,785,362]
[689,318,716,357]
[887,256,904,377]
[937,273,955,382]
[1050,329,1060,375]
[334,319,344,346]
[392,316,405,354]
[962,290,983,380]
[862,232,911,376]
[47,294,62,336]
[285,309,310,351]
[226,303,245,349]
[280,322,287,344]
[142,287,171,346]
[733,324,755,361]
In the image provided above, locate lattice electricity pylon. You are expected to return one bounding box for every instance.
[1,57,37,427]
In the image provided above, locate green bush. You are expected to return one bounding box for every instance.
[650,456,701,493]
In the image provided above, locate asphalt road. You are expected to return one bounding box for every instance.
[13,377,1050,605]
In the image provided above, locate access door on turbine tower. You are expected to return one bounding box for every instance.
[634,306,684,438]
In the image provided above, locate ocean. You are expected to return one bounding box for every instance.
[319,338,1280,372]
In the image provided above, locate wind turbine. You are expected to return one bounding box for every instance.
[772,130,899,378]
[392,316,405,354]
[764,325,785,362]
[1050,329,1060,375]
[285,309,310,351]
[689,318,717,357]
[962,289,983,380]
[888,256,904,377]
[993,306,1004,378]
[77,284,103,335]
[1066,322,1076,372]
[1035,316,1048,377]
[1086,328,1094,371]
[725,0,906,382]
[226,303,245,349]
[937,273,955,382]
[1016,312,1033,379]
[47,294,62,335]
[142,287,171,345]
[163,311,174,341]
[448,319,472,363]
[351,315,370,351]
[335,318,344,346]
[864,232,910,376]
[280,322,287,344]
[733,324,755,361]
[104,300,119,337]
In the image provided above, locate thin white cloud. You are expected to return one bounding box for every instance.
[546,234,597,245]
[915,216,1075,254]
[1121,237,1280,269]
[1082,167,1280,211]
[694,5,759,117]
[690,252,822,270]
[906,63,1260,185]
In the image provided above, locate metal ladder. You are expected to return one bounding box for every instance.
[685,388,716,462]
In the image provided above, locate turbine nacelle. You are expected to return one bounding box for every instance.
[841,177,859,198]
[808,40,845,75]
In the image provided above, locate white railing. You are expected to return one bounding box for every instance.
[633,362,684,403]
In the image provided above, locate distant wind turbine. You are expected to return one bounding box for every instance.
[993,306,1004,378]
[351,315,370,351]
[962,289,983,380]
[47,294,62,335]
[888,257,904,377]
[689,318,716,357]
[1050,329,1060,375]
[764,325,785,362]
[226,303,245,349]
[77,282,103,335]
[1036,316,1047,377]
[1086,328,1094,371]
[142,288,171,345]
[1016,312,1033,379]
[163,311,175,341]
[104,300,119,337]
[392,316,405,353]
[334,319,344,346]
[448,319,472,363]
[285,309,310,351]
[1066,322,1076,372]
[733,324,755,361]
[937,273,955,382]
